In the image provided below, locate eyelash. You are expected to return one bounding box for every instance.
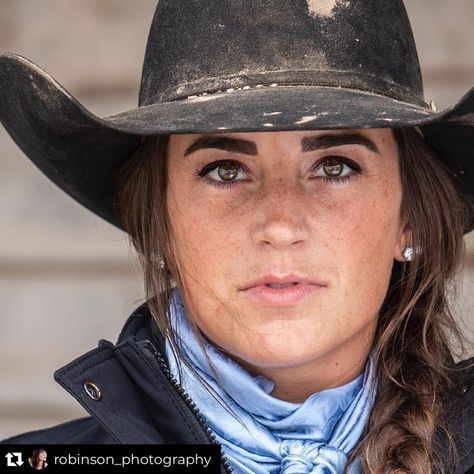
[196,157,361,189]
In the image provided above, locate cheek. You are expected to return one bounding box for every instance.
[170,201,239,254]
[167,180,246,286]
[323,182,401,308]
[324,172,401,247]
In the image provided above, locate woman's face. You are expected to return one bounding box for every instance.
[167,129,408,397]
[38,451,47,461]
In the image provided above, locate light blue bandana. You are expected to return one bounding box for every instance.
[164,288,378,474]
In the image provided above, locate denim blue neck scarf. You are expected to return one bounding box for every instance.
[164,288,378,474]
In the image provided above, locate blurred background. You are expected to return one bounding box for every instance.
[0,0,473,439]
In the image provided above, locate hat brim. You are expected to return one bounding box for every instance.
[1,53,473,231]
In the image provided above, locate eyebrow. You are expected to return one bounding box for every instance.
[301,133,380,154]
[183,132,380,157]
[184,136,258,157]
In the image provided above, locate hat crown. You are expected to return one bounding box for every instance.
[139,0,424,106]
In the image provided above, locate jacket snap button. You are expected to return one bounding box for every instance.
[83,380,102,401]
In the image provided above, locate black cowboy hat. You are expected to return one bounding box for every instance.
[1,0,473,231]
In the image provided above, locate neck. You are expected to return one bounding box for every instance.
[232,327,375,403]
[268,349,369,402]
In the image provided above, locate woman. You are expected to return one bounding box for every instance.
[1,0,473,473]
[28,449,48,470]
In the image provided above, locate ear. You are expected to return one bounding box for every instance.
[393,222,412,262]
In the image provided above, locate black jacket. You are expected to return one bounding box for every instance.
[2,303,474,473]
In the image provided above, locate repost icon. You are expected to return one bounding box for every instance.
[5,452,24,467]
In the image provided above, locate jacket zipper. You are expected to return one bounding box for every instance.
[143,340,234,474]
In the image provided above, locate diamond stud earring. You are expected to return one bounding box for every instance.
[402,246,414,261]
[402,246,422,262]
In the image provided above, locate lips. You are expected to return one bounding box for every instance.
[266,282,298,289]
[240,274,325,306]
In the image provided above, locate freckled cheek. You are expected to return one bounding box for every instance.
[168,190,246,268]
[324,191,400,301]
[316,191,399,267]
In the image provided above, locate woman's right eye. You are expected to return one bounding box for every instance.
[197,160,249,187]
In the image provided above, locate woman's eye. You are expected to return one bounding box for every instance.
[312,157,360,182]
[197,160,248,186]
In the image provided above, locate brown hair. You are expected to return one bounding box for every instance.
[116,128,473,473]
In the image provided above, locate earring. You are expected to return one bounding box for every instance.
[402,246,414,261]
[402,246,422,262]
[151,253,166,270]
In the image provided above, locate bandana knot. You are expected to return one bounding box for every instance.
[280,440,348,473]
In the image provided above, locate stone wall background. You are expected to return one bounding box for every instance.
[0,0,473,439]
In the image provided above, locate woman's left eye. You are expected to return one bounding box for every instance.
[311,156,360,183]
[197,160,248,188]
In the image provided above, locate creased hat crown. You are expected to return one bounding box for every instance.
[139,0,424,106]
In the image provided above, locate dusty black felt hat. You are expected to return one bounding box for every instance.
[1,0,473,231]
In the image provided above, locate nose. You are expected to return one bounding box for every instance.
[250,180,310,249]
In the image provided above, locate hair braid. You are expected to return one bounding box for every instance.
[345,128,472,473]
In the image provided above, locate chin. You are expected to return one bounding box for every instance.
[236,337,329,369]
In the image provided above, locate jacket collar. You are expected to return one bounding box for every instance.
[53,302,213,445]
